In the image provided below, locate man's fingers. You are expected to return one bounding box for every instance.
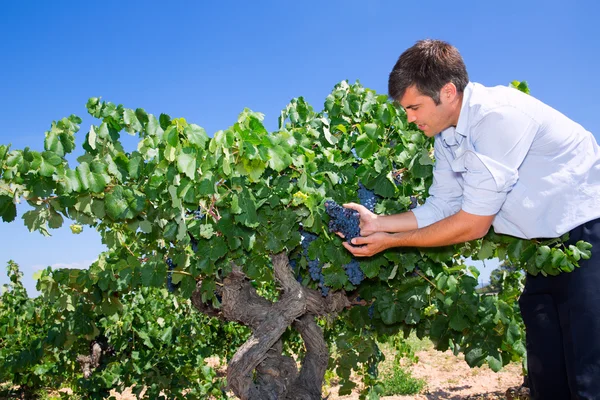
[342,241,370,257]
[336,232,345,238]
[343,202,362,211]
[349,236,368,245]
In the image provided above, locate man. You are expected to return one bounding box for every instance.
[341,39,600,399]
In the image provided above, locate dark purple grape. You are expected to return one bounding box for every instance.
[325,200,361,245]
[358,183,377,212]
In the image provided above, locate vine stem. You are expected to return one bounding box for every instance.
[169,270,193,277]
[0,182,15,195]
[415,269,445,296]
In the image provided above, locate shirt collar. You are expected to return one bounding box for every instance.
[441,82,473,147]
[455,82,473,137]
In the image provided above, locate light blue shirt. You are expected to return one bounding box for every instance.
[412,82,600,239]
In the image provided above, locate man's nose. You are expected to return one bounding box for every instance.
[407,112,417,123]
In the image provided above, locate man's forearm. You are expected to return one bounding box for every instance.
[385,210,493,248]
[376,211,419,233]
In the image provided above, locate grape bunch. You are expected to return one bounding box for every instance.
[300,230,322,281]
[307,259,322,282]
[343,258,364,285]
[358,183,377,212]
[367,303,375,319]
[187,206,204,220]
[409,195,418,210]
[299,230,329,295]
[325,200,361,245]
[300,230,318,256]
[319,276,329,296]
[166,258,176,293]
[289,258,298,274]
[190,237,199,252]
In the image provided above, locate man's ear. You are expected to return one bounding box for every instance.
[441,82,458,102]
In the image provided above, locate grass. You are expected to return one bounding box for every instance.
[375,332,431,396]
[379,364,426,396]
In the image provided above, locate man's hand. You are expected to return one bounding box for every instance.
[343,202,380,236]
[342,232,392,257]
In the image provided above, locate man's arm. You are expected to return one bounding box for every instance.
[373,211,419,233]
[343,210,494,257]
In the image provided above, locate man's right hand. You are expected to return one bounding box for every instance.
[342,202,380,236]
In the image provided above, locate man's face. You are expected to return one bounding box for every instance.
[399,85,454,137]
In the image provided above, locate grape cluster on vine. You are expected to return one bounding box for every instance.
[298,230,329,296]
[367,304,375,319]
[358,183,377,212]
[343,259,364,286]
[409,195,418,210]
[325,200,361,245]
[166,258,176,293]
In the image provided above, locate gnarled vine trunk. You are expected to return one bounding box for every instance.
[191,253,350,400]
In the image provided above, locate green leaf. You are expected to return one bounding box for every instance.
[139,220,153,233]
[486,351,503,372]
[0,144,9,163]
[207,237,228,261]
[322,264,347,289]
[465,347,485,367]
[363,123,378,139]
[176,148,197,179]
[160,326,173,343]
[88,125,97,150]
[105,186,146,220]
[449,308,469,331]
[477,239,495,259]
[267,145,292,172]
[371,174,395,198]
[354,134,378,159]
[22,206,50,236]
[0,195,17,222]
[535,245,551,268]
[164,126,179,147]
[146,114,165,136]
[550,248,567,274]
[574,240,592,260]
[234,188,259,228]
[141,259,167,288]
[123,108,143,134]
[377,293,401,325]
[184,124,208,148]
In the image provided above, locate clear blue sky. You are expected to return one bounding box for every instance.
[1,0,598,295]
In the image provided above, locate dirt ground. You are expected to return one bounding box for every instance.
[106,347,526,400]
[3,346,527,400]
[325,346,526,400]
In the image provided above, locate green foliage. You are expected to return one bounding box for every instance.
[379,365,426,396]
[0,79,590,396]
[0,262,237,399]
[510,80,530,95]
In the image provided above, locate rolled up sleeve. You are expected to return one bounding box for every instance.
[459,151,517,215]
[459,106,539,215]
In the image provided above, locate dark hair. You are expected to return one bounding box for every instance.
[388,39,469,104]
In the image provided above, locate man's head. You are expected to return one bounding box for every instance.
[388,39,468,136]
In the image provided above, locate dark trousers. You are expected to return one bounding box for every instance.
[519,218,600,400]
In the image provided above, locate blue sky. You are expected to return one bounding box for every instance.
[1,0,598,295]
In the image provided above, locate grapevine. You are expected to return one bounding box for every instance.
[0,79,590,399]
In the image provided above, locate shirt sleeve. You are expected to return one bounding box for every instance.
[412,136,464,228]
[459,106,539,216]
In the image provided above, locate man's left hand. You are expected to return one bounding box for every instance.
[342,232,393,257]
